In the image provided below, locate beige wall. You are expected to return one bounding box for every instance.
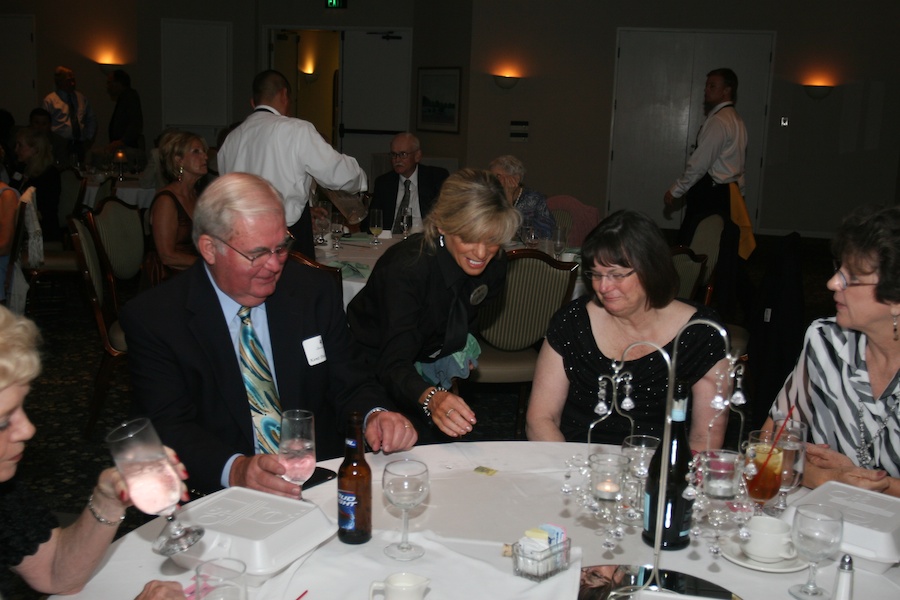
[3,0,898,235]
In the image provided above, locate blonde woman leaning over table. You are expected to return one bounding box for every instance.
[766,205,900,497]
[0,305,188,599]
[143,130,207,287]
[526,210,729,452]
[348,168,521,444]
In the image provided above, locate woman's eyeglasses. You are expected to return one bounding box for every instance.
[584,269,635,283]
[832,260,877,291]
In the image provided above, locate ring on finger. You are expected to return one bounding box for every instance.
[446,408,456,418]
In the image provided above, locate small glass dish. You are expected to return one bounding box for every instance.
[512,538,571,581]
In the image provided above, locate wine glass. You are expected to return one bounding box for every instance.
[105,418,204,556]
[368,208,383,245]
[277,409,316,498]
[400,206,413,239]
[743,429,783,514]
[621,435,660,523]
[383,459,430,560]
[331,212,345,249]
[552,225,568,259]
[196,558,248,600]
[790,504,843,599]
[765,419,808,517]
[697,449,744,555]
[521,225,538,249]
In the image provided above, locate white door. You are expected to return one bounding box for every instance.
[338,29,412,183]
[607,29,774,231]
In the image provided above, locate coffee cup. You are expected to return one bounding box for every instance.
[369,572,430,600]
[560,252,577,262]
[740,515,797,563]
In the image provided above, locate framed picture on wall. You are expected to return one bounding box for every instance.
[417,67,460,133]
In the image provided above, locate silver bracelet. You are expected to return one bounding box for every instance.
[87,493,125,526]
[421,386,446,418]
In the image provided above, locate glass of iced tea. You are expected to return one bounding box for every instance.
[743,430,783,514]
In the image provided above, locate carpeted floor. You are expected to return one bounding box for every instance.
[3,233,836,599]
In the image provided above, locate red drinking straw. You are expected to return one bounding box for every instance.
[759,404,796,472]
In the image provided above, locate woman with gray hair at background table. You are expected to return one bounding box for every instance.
[348,168,521,444]
[0,305,188,599]
[765,204,900,497]
[488,154,556,239]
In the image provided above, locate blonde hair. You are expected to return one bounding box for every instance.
[159,131,208,183]
[0,305,41,389]
[17,127,54,178]
[423,168,521,249]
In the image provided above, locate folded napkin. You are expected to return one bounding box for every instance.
[327,260,371,278]
[345,232,374,241]
[259,530,582,600]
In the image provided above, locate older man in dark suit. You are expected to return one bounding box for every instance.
[121,173,416,497]
[362,132,449,234]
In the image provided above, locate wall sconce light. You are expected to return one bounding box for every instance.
[804,85,833,99]
[303,71,319,84]
[98,63,125,75]
[493,75,520,90]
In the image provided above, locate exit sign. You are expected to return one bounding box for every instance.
[326,0,347,7]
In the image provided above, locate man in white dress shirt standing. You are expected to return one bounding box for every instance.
[41,66,96,165]
[218,70,367,258]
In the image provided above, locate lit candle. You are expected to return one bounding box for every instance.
[114,150,127,163]
[594,480,620,500]
[705,478,734,499]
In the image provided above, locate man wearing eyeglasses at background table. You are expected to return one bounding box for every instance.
[121,173,417,498]
[361,132,449,234]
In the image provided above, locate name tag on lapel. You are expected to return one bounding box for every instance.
[302,335,327,366]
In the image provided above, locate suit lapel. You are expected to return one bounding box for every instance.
[185,264,255,447]
[267,263,305,408]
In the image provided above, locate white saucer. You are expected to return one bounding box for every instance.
[720,536,807,573]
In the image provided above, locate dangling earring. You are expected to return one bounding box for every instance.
[177,165,184,182]
[893,314,898,341]
[439,234,445,248]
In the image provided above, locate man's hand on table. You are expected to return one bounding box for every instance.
[805,443,890,493]
[229,454,302,498]
[366,410,418,453]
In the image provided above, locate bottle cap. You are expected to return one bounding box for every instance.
[839,554,853,571]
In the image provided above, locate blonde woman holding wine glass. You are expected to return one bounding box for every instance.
[0,305,189,599]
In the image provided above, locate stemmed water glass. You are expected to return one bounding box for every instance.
[383,459,430,560]
[765,419,808,517]
[369,209,383,245]
[331,212,345,249]
[552,225,568,259]
[106,418,204,556]
[277,409,316,499]
[400,206,413,239]
[695,449,745,555]
[621,435,660,523]
[790,504,843,599]
[521,226,538,249]
[743,429,783,514]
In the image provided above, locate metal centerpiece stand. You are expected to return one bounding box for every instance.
[573,318,748,598]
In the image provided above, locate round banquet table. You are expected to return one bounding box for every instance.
[50,442,900,599]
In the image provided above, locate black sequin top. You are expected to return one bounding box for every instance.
[0,478,58,574]
[547,296,725,444]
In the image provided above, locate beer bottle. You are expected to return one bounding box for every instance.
[337,412,372,544]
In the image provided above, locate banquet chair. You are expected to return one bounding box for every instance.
[468,249,579,438]
[288,250,343,303]
[550,209,573,238]
[670,246,707,301]
[58,168,87,234]
[688,214,724,306]
[69,217,128,436]
[546,195,601,247]
[84,197,145,311]
[2,201,26,304]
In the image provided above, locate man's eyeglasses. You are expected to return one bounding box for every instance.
[832,261,878,291]
[389,151,414,160]
[214,232,294,267]
[584,269,635,283]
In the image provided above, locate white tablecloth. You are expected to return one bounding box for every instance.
[314,234,401,309]
[84,179,156,210]
[50,442,900,600]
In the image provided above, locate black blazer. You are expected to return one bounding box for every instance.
[363,164,449,231]
[121,260,392,494]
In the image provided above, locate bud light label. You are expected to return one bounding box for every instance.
[345,438,358,448]
[338,490,358,530]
